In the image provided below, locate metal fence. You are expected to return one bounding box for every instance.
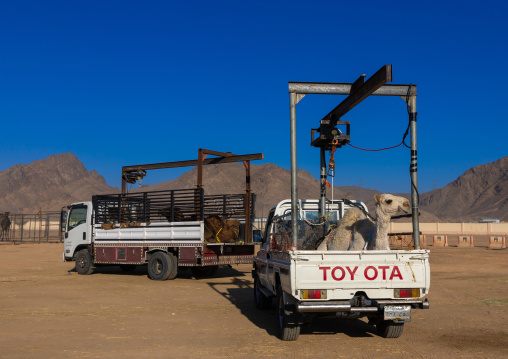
[0,212,63,243]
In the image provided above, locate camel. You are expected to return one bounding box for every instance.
[0,212,11,241]
[204,214,240,243]
[317,194,410,251]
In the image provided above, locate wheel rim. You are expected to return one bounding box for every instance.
[78,256,86,269]
[153,259,162,275]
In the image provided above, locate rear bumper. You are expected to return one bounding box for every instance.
[297,298,429,313]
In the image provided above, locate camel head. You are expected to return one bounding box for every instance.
[374,194,410,218]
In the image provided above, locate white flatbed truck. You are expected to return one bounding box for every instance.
[63,150,262,280]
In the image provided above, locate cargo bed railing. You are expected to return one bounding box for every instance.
[93,188,256,225]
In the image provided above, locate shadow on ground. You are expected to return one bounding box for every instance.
[68,263,248,279]
[206,275,378,339]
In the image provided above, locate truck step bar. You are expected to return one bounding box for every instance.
[297,302,377,313]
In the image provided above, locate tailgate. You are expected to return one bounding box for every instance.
[293,250,429,301]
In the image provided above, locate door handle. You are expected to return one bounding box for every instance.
[83,232,86,240]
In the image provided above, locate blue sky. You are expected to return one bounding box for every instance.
[1,0,506,193]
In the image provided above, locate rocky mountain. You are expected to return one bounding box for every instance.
[420,156,508,222]
[1,153,506,222]
[0,153,118,213]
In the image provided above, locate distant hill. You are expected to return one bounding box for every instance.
[0,153,118,213]
[1,153,506,223]
[420,156,508,222]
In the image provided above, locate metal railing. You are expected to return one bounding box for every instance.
[93,189,256,225]
[0,212,63,243]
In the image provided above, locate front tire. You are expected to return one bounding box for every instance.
[148,252,175,281]
[277,284,300,341]
[75,249,94,275]
[377,320,405,338]
[254,275,272,309]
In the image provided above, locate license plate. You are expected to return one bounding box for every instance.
[384,305,411,320]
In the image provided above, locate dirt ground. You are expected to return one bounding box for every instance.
[0,236,507,359]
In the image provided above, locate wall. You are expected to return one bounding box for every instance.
[390,222,508,235]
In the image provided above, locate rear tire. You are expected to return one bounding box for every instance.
[277,284,300,341]
[377,320,405,338]
[148,252,173,281]
[254,275,272,309]
[167,252,178,280]
[75,249,94,275]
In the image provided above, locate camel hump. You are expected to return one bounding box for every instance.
[341,207,367,226]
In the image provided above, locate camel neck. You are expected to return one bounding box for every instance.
[373,206,391,249]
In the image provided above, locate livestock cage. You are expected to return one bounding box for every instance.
[92,188,256,225]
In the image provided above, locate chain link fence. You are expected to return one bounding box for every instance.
[0,212,63,243]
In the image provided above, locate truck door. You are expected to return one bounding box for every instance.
[64,204,92,260]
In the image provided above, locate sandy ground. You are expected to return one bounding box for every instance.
[0,237,507,359]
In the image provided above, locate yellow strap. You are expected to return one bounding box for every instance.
[215,227,223,243]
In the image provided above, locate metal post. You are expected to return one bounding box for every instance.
[290,92,298,248]
[20,215,24,243]
[197,148,205,188]
[143,192,147,223]
[38,210,42,243]
[320,147,326,219]
[12,214,16,242]
[29,217,32,242]
[45,216,49,241]
[409,95,420,249]
[244,160,252,243]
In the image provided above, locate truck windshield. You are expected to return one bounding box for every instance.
[303,211,338,222]
[68,206,88,230]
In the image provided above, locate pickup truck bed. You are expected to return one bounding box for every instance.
[291,249,429,301]
[255,248,429,304]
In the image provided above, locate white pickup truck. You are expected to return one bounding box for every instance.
[253,199,430,341]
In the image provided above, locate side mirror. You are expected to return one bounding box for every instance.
[60,210,67,231]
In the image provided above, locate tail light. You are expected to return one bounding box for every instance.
[395,288,421,298]
[301,289,327,299]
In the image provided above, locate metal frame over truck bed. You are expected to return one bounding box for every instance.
[252,65,429,341]
[288,64,421,247]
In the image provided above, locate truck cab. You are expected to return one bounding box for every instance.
[63,201,93,262]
